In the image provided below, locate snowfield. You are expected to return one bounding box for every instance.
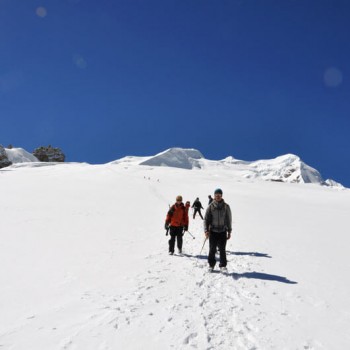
[1,156,350,349]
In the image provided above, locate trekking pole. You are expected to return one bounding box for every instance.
[199,237,208,256]
[186,230,195,239]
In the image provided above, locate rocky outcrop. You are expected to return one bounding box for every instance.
[0,145,12,168]
[33,145,65,162]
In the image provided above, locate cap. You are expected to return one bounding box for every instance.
[214,188,223,195]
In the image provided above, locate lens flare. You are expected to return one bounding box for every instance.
[36,7,47,18]
[324,67,343,88]
[73,54,88,69]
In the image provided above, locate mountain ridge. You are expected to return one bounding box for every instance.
[133,148,343,188]
[3,146,344,188]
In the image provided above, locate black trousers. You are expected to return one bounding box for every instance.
[208,231,227,268]
[193,208,203,219]
[169,226,183,253]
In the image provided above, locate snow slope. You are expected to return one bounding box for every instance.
[1,161,350,349]
[140,148,204,169]
[4,147,38,163]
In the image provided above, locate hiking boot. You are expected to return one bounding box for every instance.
[169,251,174,255]
[220,267,228,273]
[208,266,214,273]
[178,249,182,254]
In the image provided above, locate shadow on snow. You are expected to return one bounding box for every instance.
[231,271,297,284]
[182,251,297,284]
[189,251,271,260]
[227,251,272,258]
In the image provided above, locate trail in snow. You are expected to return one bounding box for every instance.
[47,218,273,350]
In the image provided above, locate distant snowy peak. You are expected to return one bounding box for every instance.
[324,178,344,189]
[140,148,204,169]
[134,148,343,188]
[108,155,151,166]
[5,147,38,163]
[244,154,324,184]
[139,149,321,183]
[247,154,344,188]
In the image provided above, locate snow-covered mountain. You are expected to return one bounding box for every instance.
[118,147,344,188]
[3,146,344,188]
[223,153,323,184]
[1,159,349,349]
[140,148,204,169]
[5,147,38,163]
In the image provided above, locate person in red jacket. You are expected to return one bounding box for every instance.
[165,195,190,255]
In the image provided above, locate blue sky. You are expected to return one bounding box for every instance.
[1,0,349,185]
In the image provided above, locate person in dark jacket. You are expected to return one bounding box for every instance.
[192,197,204,219]
[204,188,232,272]
[208,195,213,205]
[165,195,190,255]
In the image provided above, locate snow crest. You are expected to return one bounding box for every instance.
[135,149,339,187]
[246,154,324,184]
[3,146,343,188]
[140,148,204,169]
[5,147,38,163]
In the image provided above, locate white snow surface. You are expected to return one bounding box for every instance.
[5,147,38,163]
[124,148,342,187]
[4,146,343,187]
[1,160,350,349]
[140,148,204,169]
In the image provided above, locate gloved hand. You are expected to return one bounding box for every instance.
[183,226,188,232]
[227,232,231,240]
[205,231,210,238]
[164,223,169,230]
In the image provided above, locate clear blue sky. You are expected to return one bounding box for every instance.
[1,0,349,186]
